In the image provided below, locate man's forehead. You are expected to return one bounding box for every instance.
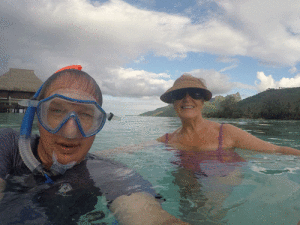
[45,77,97,100]
[51,89,97,101]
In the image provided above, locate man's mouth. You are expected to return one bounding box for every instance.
[57,142,80,149]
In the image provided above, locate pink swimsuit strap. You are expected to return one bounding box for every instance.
[165,133,169,144]
[216,123,225,161]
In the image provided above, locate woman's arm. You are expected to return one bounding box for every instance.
[157,134,167,143]
[225,124,300,155]
[157,129,180,143]
[111,192,189,225]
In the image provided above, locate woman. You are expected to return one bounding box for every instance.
[157,74,300,156]
[157,74,300,223]
[0,66,189,225]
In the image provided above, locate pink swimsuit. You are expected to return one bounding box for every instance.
[165,124,246,177]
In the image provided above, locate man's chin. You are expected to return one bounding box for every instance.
[55,153,77,165]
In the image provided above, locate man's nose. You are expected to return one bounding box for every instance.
[61,117,81,139]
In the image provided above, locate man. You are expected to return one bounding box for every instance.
[0,66,189,224]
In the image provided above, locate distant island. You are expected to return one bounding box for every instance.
[140,87,300,120]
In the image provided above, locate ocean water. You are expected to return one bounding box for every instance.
[1,114,300,224]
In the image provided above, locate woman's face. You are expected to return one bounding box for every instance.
[37,77,98,168]
[173,92,204,119]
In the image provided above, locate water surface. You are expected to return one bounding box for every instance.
[1,114,300,224]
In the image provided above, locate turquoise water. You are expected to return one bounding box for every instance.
[1,114,300,224]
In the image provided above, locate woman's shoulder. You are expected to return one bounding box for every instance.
[157,128,181,143]
[206,121,238,132]
[157,134,167,143]
[221,123,243,134]
[205,121,241,141]
[157,133,171,143]
[204,120,222,131]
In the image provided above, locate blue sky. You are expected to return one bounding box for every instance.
[1,0,300,115]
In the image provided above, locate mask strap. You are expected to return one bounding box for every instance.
[55,65,82,73]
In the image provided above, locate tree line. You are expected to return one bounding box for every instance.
[203,95,300,120]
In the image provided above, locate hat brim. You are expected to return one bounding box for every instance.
[160,87,212,103]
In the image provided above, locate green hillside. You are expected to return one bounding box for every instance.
[237,87,300,119]
[140,88,300,120]
[238,87,300,109]
[140,105,177,117]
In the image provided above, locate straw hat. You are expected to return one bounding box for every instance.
[160,74,212,103]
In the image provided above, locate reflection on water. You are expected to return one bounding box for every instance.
[0,113,39,134]
[0,113,24,129]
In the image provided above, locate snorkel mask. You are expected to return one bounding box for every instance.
[30,94,107,138]
[18,65,117,179]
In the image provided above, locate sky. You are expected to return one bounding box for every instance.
[1,0,300,115]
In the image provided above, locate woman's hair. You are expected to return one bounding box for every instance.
[36,69,103,106]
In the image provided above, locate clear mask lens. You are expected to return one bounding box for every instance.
[37,94,106,138]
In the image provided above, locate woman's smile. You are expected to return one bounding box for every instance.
[181,105,195,109]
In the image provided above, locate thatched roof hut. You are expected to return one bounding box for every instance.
[0,68,43,92]
[0,68,43,112]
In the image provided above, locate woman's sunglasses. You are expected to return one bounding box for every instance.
[172,89,204,102]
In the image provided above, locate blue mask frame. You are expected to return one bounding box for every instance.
[20,85,43,138]
[36,94,107,137]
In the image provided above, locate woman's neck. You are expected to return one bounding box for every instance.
[180,115,206,134]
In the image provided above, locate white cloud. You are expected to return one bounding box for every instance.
[278,74,300,88]
[216,56,239,73]
[134,56,146,64]
[255,71,300,92]
[1,0,300,100]
[255,72,276,92]
[188,69,255,95]
[0,0,248,96]
[217,0,300,66]
[216,56,239,64]
[104,67,255,100]
[99,67,173,97]
[101,67,256,100]
[218,64,238,73]
[289,66,298,74]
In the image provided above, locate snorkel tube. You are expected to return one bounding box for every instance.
[18,84,56,177]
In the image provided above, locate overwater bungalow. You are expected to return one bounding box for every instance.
[0,68,43,113]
